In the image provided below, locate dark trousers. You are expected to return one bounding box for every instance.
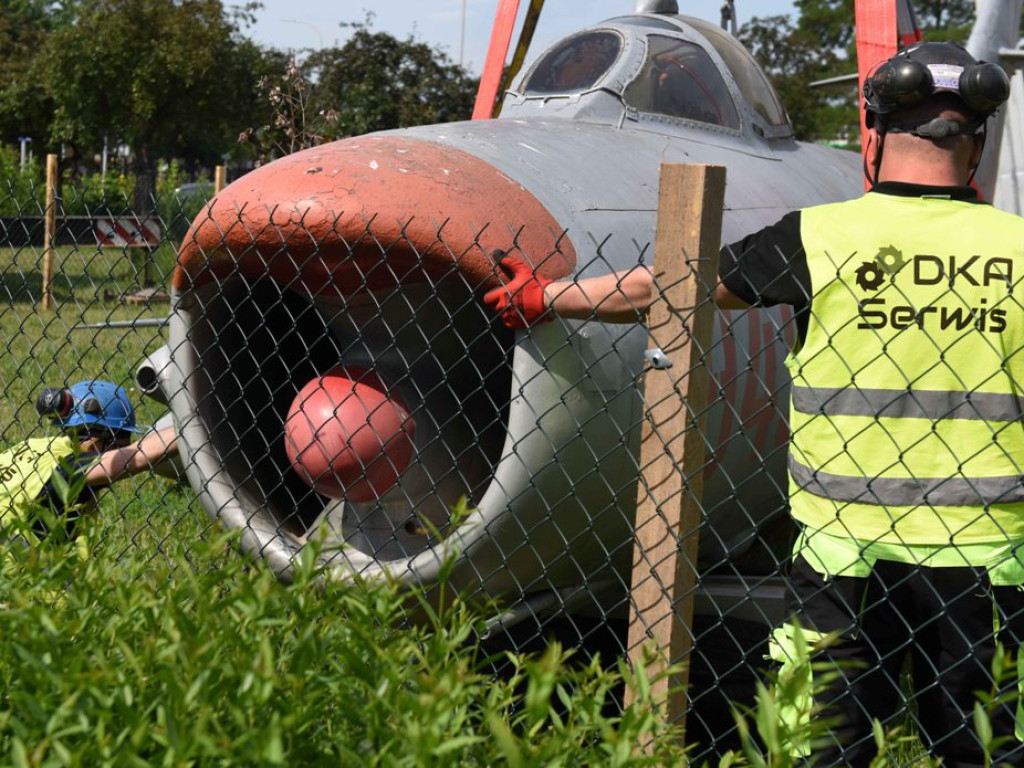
[786,555,1024,768]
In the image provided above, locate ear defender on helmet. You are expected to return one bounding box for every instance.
[959,63,1011,114]
[863,58,934,113]
[863,42,1010,121]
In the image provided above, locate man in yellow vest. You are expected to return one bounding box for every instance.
[1,379,178,547]
[714,42,1021,767]
[482,39,1022,767]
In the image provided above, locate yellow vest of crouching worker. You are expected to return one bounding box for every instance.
[787,191,1024,548]
[0,436,79,546]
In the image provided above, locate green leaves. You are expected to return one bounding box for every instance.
[299,17,478,141]
[37,0,269,166]
[0,531,687,765]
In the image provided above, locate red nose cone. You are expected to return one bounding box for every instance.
[284,368,415,502]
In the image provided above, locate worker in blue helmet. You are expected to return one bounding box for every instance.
[0,379,178,546]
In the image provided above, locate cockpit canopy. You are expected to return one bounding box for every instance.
[514,14,790,138]
[525,31,623,94]
[624,34,741,129]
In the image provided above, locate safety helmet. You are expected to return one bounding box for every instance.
[58,380,139,435]
[863,42,1010,128]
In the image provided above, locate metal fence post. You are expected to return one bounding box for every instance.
[42,153,58,311]
[625,163,725,742]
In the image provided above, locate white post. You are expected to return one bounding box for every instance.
[460,0,467,68]
[18,137,31,170]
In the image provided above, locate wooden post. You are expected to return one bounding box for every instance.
[625,164,726,742]
[41,153,58,311]
[214,165,226,193]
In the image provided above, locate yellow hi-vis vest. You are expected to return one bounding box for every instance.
[0,436,77,544]
[787,191,1024,547]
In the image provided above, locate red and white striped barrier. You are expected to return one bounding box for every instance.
[94,216,161,247]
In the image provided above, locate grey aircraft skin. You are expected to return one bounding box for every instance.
[150,2,867,626]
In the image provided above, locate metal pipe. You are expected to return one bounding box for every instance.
[634,0,679,14]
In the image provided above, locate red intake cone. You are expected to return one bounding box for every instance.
[284,368,415,502]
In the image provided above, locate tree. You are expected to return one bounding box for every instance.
[300,17,478,140]
[40,0,274,204]
[0,0,56,148]
[913,0,975,36]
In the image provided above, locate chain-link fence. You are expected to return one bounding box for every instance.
[0,168,212,568]
[1,159,1020,767]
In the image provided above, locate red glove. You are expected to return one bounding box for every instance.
[483,253,554,330]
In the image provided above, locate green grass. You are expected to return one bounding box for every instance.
[0,244,174,442]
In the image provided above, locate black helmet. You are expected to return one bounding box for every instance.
[863,42,1010,126]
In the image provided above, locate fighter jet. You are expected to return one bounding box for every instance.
[149,0,874,640]
[124,0,1024,755]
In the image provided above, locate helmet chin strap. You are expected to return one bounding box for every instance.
[863,121,885,187]
[967,126,987,186]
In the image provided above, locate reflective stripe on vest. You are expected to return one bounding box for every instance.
[791,385,1024,422]
[789,454,1024,506]
[788,193,1024,545]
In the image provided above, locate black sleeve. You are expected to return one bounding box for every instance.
[719,210,811,309]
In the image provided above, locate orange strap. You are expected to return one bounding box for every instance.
[472,0,522,120]
[856,0,899,190]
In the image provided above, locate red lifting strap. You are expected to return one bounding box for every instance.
[856,0,899,190]
[472,0,522,120]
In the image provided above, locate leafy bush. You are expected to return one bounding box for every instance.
[59,170,136,217]
[0,533,689,765]
[0,145,43,217]
[156,160,214,243]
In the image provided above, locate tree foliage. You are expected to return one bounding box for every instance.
[239,17,479,165]
[0,0,55,146]
[41,0,271,168]
[741,0,982,143]
[299,17,478,140]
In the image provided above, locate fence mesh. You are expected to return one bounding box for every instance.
[0,168,1020,766]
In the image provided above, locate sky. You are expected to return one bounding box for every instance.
[244,1,801,75]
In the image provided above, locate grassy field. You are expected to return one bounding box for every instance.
[0,243,175,433]
[0,528,699,765]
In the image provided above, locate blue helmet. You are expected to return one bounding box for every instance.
[58,380,139,435]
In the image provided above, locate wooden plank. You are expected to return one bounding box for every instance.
[625,164,725,743]
[41,154,58,311]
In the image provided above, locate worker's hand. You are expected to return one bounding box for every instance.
[483,252,554,330]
